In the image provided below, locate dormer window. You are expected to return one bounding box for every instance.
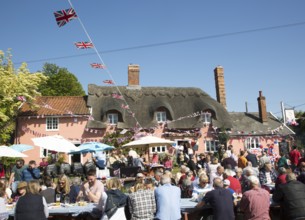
[107,113,118,125]
[156,111,167,123]
[202,112,212,124]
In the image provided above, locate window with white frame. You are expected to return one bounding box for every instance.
[202,112,212,124]
[156,111,167,122]
[151,146,167,153]
[245,137,260,149]
[46,117,59,130]
[205,140,219,152]
[107,113,118,125]
[40,148,48,158]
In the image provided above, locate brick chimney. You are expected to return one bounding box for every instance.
[128,64,140,87]
[214,66,227,109]
[257,91,268,123]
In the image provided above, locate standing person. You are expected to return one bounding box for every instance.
[39,158,48,173]
[246,150,259,171]
[209,166,224,184]
[277,152,288,168]
[15,180,49,220]
[155,174,181,220]
[128,183,156,220]
[151,152,159,164]
[21,160,40,182]
[273,172,305,219]
[93,151,106,179]
[0,160,5,179]
[221,153,237,170]
[259,151,270,169]
[238,151,248,169]
[187,155,197,176]
[196,177,235,220]
[77,170,104,203]
[197,153,209,172]
[163,155,173,171]
[9,159,26,193]
[240,176,270,220]
[289,145,301,171]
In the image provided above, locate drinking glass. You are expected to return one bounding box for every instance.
[64,196,70,204]
[55,194,61,206]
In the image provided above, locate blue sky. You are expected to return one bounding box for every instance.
[1,0,305,118]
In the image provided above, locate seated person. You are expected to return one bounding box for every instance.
[192,174,212,201]
[77,170,104,203]
[40,177,55,204]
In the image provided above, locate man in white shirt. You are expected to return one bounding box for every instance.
[209,165,224,184]
[192,174,212,201]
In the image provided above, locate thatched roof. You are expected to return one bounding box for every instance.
[229,112,294,136]
[87,84,232,129]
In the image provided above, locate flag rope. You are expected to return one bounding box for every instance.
[66,0,143,130]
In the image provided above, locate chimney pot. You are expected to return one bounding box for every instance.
[257,91,268,123]
[128,64,140,87]
[214,66,227,109]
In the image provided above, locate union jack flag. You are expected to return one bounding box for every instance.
[54,8,77,27]
[74,42,94,49]
[90,63,105,69]
[103,80,114,84]
[16,96,26,102]
[43,103,52,109]
[66,110,73,115]
[121,104,129,109]
[112,93,123,100]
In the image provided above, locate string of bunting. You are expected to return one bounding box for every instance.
[55,0,143,130]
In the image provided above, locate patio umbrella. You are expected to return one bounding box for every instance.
[10,144,34,152]
[122,136,175,149]
[0,146,28,158]
[69,142,115,154]
[32,135,78,153]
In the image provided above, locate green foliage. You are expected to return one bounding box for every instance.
[102,130,134,148]
[0,50,47,144]
[294,111,305,146]
[38,63,85,96]
[216,127,230,146]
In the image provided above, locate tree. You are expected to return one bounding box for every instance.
[294,111,305,146]
[38,63,85,96]
[0,50,47,144]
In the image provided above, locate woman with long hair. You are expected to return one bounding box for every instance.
[15,180,48,220]
[55,174,71,203]
[101,178,128,220]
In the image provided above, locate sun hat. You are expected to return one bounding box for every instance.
[17,181,27,189]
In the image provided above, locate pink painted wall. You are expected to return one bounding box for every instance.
[15,116,103,164]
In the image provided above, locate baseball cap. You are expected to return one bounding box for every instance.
[223,179,230,186]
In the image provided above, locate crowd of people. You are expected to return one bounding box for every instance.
[1,144,305,220]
